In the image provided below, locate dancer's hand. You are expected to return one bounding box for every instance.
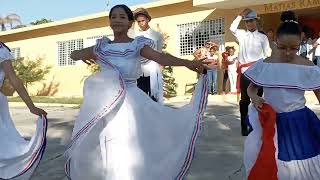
[70,48,96,65]
[186,60,208,73]
[251,95,265,111]
[81,59,96,65]
[240,8,252,17]
[30,106,48,116]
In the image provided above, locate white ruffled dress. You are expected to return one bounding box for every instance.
[65,36,209,180]
[243,59,320,180]
[0,43,47,180]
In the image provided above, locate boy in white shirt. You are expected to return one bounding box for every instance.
[133,8,164,103]
[313,32,320,67]
[230,8,270,136]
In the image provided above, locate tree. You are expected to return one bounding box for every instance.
[12,57,51,88]
[162,65,178,98]
[11,24,27,29]
[2,57,52,95]
[30,18,53,25]
[156,24,178,98]
[14,57,52,88]
[0,13,22,31]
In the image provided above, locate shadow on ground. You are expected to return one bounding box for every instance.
[9,102,320,180]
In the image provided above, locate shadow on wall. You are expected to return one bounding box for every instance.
[36,77,60,96]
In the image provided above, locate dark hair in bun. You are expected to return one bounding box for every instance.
[109,4,134,21]
[276,11,301,38]
[280,11,297,22]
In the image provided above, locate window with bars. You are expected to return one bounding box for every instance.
[177,18,225,56]
[11,47,21,59]
[87,35,106,40]
[57,39,83,66]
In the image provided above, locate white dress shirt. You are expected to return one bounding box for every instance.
[136,28,163,76]
[136,28,164,103]
[315,38,320,56]
[230,16,271,73]
[227,54,238,72]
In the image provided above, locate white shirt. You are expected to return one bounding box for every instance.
[315,38,320,56]
[227,54,238,71]
[136,28,163,76]
[205,53,218,70]
[230,16,271,72]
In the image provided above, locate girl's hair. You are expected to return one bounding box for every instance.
[209,46,217,51]
[267,28,274,33]
[109,4,134,21]
[225,46,234,51]
[0,42,11,52]
[276,11,301,38]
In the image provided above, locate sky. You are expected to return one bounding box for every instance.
[1,0,157,25]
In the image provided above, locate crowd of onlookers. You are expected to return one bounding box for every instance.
[194,27,320,95]
[193,41,239,95]
[265,27,320,66]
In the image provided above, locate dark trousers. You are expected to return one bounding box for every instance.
[137,76,157,102]
[300,52,307,59]
[239,74,263,135]
[223,70,229,92]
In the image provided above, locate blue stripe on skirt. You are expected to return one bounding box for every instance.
[276,107,320,161]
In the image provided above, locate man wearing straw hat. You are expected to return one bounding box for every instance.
[133,8,164,103]
[230,8,271,136]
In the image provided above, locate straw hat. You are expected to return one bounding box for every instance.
[133,8,151,21]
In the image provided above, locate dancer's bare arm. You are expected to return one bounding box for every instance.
[314,89,320,104]
[193,48,202,60]
[247,83,265,111]
[1,60,47,116]
[140,45,208,73]
[70,46,96,65]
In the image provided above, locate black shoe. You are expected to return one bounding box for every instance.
[241,129,249,136]
[241,128,251,136]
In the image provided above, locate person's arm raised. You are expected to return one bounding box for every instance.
[140,45,207,73]
[70,46,97,65]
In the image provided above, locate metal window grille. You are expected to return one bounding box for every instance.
[177,18,225,56]
[11,47,21,59]
[57,39,83,66]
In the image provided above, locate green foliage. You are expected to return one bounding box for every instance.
[11,24,27,29]
[30,18,53,25]
[88,63,101,74]
[162,66,177,98]
[2,57,52,95]
[12,57,52,88]
[8,96,83,105]
[157,24,177,98]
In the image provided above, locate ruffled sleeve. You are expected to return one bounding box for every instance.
[244,59,320,90]
[93,37,111,59]
[135,36,155,53]
[0,43,14,64]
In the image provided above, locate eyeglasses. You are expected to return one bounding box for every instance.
[276,46,299,52]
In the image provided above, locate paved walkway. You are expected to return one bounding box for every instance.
[8,94,320,180]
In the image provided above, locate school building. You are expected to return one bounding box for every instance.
[1,0,320,97]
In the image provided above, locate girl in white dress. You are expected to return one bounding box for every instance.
[0,42,47,180]
[226,47,238,94]
[244,11,320,180]
[65,4,209,180]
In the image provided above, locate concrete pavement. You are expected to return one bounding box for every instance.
[8,94,320,180]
